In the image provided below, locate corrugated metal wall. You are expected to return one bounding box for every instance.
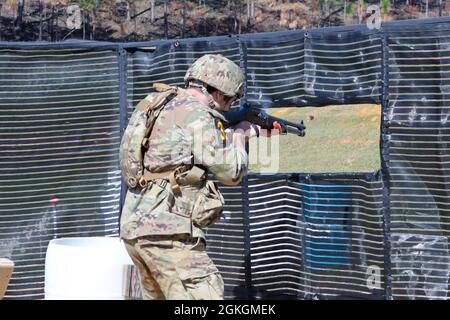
[1,17,449,299]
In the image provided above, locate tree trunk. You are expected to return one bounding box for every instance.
[343,0,347,25]
[16,0,25,27]
[181,0,186,38]
[88,12,93,41]
[327,0,330,26]
[0,3,2,41]
[39,0,43,41]
[164,0,168,39]
[91,9,96,40]
[358,0,363,24]
[82,10,86,40]
[50,6,55,41]
[247,0,255,19]
[151,0,155,23]
[234,3,238,33]
[238,4,241,34]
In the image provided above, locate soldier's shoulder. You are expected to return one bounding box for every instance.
[138,86,178,105]
[141,91,160,102]
[175,91,208,112]
[170,91,224,124]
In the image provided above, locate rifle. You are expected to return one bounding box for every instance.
[223,105,306,137]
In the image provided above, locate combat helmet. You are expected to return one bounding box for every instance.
[184,54,245,98]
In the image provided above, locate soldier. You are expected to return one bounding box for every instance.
[120,54,259,300]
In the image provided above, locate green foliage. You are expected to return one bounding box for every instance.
[79,0,102,12]
[5,0,16,6]
[331,0,341,10]
[381,0,391,14]
[359,0,365,10]
[346,1,354,16]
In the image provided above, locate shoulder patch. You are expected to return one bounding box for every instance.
[215,118,227,142]
[207,107,227,122]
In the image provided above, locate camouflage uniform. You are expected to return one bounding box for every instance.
[120,55,248,300]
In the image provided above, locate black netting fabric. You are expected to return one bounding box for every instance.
[1,17,450,299]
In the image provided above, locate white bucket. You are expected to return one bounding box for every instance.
[45,237,133,300]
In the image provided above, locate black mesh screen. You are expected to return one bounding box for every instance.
[1,17,450,299]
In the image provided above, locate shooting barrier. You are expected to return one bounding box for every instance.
[0,16,449,300]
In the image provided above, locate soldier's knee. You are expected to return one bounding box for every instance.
[182,272,224,300]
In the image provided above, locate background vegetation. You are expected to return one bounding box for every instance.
[0,0,447,41]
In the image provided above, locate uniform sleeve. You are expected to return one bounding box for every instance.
[187,112,248,186]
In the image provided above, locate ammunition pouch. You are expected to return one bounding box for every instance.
[144,165,224,228]
[192,180,225,228]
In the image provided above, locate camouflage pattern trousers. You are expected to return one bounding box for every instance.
[124,235,224,300]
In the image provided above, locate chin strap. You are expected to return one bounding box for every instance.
[189,80,220,110]
[200,86,220,110]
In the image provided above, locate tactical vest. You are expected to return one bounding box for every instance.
[119,83,179,190]
[119,84,225,231]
